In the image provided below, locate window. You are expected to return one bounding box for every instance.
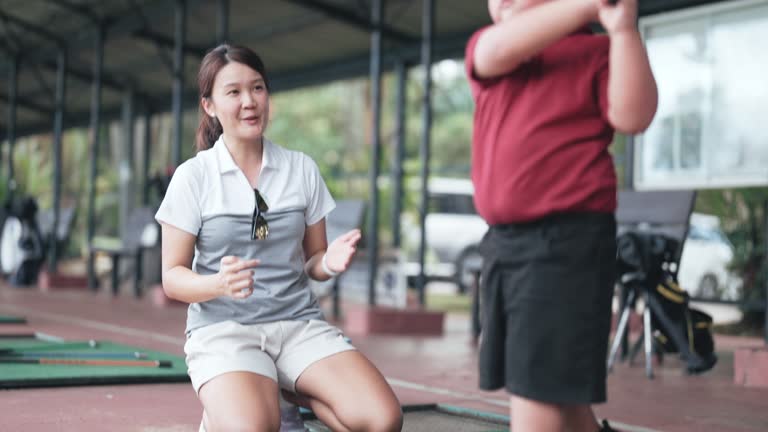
[635,0,768,189]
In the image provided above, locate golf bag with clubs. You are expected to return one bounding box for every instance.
[0,195,46,286]
[615,230,717,374]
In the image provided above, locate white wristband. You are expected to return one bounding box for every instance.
[321,253,339,277]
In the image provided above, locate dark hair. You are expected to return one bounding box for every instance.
[195,44,270,151]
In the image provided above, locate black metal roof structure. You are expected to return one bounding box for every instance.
[0,0,733,139]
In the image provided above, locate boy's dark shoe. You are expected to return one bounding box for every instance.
[600,419,620,432]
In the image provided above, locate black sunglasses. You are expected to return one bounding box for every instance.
[251,188,269,240]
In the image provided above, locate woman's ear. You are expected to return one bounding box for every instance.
[201,97,216,118]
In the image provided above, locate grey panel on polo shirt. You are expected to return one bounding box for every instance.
[187,206,324,334]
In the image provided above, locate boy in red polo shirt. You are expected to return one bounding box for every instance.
[466,0,657,431]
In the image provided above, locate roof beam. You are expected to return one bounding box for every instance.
[0,92,53,115]
[30,65,55,99]
[0,10,65,46]
[0,0,207,110]
[2,0,209,68]
[133,28,208,59]
[284,0,417,43]
[13,29,472,138]
[0,14,24,52]
[126,0,179,74]
[43,0,102,24]
[268,31,470,91]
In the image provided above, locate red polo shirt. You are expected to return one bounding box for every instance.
[465,27,616,225]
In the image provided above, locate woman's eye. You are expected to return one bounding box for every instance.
[228,90,239,95]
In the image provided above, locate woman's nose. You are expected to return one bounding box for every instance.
[241,92,256,107]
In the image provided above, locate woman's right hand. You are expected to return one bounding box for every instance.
[217,256,260,299]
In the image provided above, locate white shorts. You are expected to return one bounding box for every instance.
[184,319,355,394]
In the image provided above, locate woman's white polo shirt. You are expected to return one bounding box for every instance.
[155,136,335,334]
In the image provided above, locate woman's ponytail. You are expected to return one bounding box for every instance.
[195,112,222,151]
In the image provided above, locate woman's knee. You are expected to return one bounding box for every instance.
[341,403,403,432]
[205,412,280,432]
[368,406,404,432]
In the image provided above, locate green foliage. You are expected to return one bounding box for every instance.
[265,61,475,249]
[268,80,365,199]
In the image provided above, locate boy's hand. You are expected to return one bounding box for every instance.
[596,0,638,35]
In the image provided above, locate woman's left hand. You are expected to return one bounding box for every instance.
[325,229,362,273]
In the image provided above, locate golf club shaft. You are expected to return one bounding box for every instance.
[0,357,170,367]
[1,340,99,352]
[5,351,146,359]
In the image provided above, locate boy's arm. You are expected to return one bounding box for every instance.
[473,0,597,79]
[601,0,658,133]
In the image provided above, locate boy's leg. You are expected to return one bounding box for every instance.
[564,404,602,432]
[511,395,566,432]
[511,397,602,432]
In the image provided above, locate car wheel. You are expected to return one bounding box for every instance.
[698,274,719,299]
[454,245,482,295]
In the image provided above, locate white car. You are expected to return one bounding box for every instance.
[403,178,487,293]
[678,213,742,301]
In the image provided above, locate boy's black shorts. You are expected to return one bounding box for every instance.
[478,212,616,404]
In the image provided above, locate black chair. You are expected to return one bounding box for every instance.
[36,205,76,257]
[607,189,697,379]
[87,207,159,297]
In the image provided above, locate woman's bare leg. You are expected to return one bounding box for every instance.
[198,371,280,432]
[294,351,402,432]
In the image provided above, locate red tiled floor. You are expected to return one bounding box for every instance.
[1,283,767,431]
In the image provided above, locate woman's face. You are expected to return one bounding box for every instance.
[203,61,270,144]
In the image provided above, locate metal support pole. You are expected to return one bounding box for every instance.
[48,46,67,273]
[5,56,19,196]
[366,0,383,306]
[49,48,67,273]
[217,0,229,44]
[171,0,186,168]
[141,109,152,206]
[391,60,407,249]
[416,0,434,307]
[87,26,104,290]
[119,88,135,238]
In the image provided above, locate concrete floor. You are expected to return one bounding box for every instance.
[0,283,766,431]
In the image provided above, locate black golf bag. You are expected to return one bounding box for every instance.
[0,195,46,286]
[616,231,718,374]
